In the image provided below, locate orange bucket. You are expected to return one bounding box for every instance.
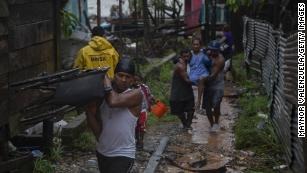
[151,100,168,118]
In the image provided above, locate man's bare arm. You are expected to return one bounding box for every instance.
[176,64,192,84]
[85,100,102,141]
[207,56,225,81]
[105,89,143,108]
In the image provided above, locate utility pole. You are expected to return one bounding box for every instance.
[134,0,138,59]
[201,0,205,44]
[211,0,217,40]
[143,0,150,45]
[205,0,210,44]
[119,0,123,53]
[97,0,101,26]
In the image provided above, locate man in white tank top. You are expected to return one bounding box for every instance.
[85,58,143,173]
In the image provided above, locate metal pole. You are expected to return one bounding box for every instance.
[135,0,138,59]
[205,0,210,44]
[0,125,9,162]
[119,0,123,53]
[43,119,54,154]
[97,0,101,26]
[211,0,216,40]
[78,0,82,23]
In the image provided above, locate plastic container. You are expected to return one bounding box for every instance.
[151,100,168,118]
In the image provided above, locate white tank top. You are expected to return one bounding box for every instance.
[96,100,138,158]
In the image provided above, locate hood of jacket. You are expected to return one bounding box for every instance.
[88,36,113,51]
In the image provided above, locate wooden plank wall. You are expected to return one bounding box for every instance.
[8,0,55,82]
[0,0,58,129]
[0,0,9,127]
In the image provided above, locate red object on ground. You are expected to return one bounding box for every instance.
[151,101,168,118]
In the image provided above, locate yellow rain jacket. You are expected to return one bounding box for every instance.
[74,36,119,78]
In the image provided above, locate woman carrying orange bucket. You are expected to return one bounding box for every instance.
[169,49,195,130]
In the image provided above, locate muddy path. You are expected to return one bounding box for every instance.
[132,82,240,173]
[55,82,243,173]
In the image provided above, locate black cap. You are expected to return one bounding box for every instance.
[92,26,105,37]
[207,40,221,51]
[115,58,136,75]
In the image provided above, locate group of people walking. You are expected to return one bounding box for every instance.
[170,37,227,132]
[73,24,233,172]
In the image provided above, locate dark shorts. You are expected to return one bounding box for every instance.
[96,151,134,173]
[170,99,195,115]
[202,88,224,111]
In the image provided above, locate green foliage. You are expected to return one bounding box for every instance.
[226,0,250,12]
[33,134,62,172]
[33,158,55,173]
[235,114,280,154]
[143,61,179,126]
[49,145,63,162]
[235,94,282,171]
[49,133,63,162]
[233,52,283,171]
[231,53,260,90]
[146,62,173,105]
[61,10,78,38]
[239,94,268,116]
[152,0,164,10]
[72,131,96,151]
[232,53,246,81]
[226,0,266,12]
[147,112,178,126]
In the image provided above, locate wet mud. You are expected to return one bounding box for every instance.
[56,82,243,173]
[133,82,240,173]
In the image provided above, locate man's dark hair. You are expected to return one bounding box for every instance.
[192,37,202,44]
[172,48,191,64]
[115,58,136,75]
[91,26,105,37]
[180,48,191,56]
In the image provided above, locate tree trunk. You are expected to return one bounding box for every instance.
[143,0,150,45]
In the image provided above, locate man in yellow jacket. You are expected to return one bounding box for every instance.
[74,26,119,78]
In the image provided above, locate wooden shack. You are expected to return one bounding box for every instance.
[0,0,61,171]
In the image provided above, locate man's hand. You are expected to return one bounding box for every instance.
[104,74,112,88]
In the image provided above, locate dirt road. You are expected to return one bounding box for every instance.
[55,83,243,173]
[132,82,242,173]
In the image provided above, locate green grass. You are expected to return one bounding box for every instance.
[233,53,283,172]
[72,131,96,151]
[33,158,55,173]
[143,61,179,126]
[239,94,268,116]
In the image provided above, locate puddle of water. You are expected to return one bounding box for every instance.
[191,85,237,154]
[191,113,210,144]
